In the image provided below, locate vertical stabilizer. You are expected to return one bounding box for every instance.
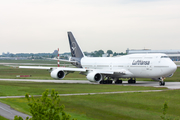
[68,32,84,58]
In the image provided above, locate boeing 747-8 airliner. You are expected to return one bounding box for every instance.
[19,32,177,86]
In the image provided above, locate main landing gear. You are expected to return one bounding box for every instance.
[99,77,122,84]
[99,80,112,84]
[99,77,137,84]
[99,77,113,84]
[115,79,122,84]
[128,78,136,84]
[159,77,165,86]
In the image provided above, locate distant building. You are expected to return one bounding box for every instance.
[102,53,108,57]
[126,48,180,61]
[109,54,113,57]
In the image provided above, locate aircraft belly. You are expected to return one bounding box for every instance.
[106,74,133,78]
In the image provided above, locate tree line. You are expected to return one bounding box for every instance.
[1,49,126,59]
[85,50,126,57]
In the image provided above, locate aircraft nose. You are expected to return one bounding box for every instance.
[170,62,177,73]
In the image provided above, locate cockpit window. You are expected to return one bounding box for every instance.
[161,56,169,58]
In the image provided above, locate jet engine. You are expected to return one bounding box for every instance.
[50,69,65,79]
[86,72,102,82]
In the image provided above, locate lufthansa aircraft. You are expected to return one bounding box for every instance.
[19,32,177,86]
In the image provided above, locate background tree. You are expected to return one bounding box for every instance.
[90,50,104,57]
[107,50,113,55]
[14,89,75,120]
[98,50,104,56]
[53,50,58,56]
[113,52,117,56]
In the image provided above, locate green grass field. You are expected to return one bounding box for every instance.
[0,81,166,96]
[0,116,8,120]
[0,65,85,80]
[0,89,180,120]
[0,80,174,120]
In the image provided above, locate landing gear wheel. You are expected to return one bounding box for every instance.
[115,80,122,84]
[128,80,136,84]
[159,81,165,86]
[134,80,136,83]
[107,80,112,84]
[99,80,112,84]
[128,78,136,84]
[163,81,165,85]
[159,81,162,86]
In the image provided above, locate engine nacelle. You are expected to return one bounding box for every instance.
[86,72,102,82]
[50,69,65,79]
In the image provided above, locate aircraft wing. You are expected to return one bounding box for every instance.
[19,66,132,75]
[19,66,86,72]
[19,66,52,69]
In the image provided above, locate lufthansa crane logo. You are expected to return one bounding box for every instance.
[72,42,76,52]
[71,42,76,56]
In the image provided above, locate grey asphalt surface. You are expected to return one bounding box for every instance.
[0,79,180,119]
[0,102,30,120]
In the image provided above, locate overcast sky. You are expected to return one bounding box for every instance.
[0,0,180,54]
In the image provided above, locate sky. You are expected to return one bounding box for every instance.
[0,0,180,54]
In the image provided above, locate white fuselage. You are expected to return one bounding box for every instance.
[81,53,177,79]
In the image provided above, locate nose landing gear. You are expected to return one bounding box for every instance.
[159,77,165,86]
